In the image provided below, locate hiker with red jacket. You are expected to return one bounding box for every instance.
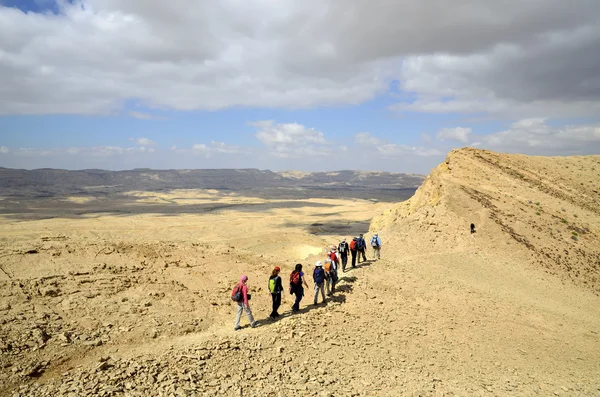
[290,263,309,312]
[349,237,358,269]
[338,239,349,272]
[328,245,339,269]
[232,275,258,331]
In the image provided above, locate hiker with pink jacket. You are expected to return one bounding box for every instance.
[232,275,258,331]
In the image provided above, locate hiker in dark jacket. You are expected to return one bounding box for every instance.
[338,239,349,271]
[290,263,309,312]
[269,266,284,319]
[313,261,326,305]
[357,234,367,263]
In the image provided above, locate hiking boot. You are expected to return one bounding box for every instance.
[234,326,241,331]
[250,321,259,328]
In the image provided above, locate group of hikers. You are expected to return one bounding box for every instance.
[232,233,382,330]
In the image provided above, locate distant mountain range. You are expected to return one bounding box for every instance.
[0,167,424,202]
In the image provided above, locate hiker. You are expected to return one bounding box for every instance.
[338,239,349,271]
[268,266,284,319]
[313,261,326,305]
[324,259,337,296]
[349,237,358,268]
[233,275,258,331]
[357,234,367,263]
[328,245,339,270]
[371,233,382,260]
[290,263,309,312]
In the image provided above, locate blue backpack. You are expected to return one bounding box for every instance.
[313,267,325,284]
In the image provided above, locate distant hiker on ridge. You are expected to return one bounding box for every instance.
[338,239,349,272]
[232,275,258,331]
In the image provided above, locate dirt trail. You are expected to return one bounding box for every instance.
[2,149,600,396]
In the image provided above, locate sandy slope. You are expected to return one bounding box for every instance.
[1,149,600,396]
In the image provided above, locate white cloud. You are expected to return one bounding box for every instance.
[479,119,600,155]
[0,146,9,154]
[437,127,472,143]
[252,120,329,158]
[189,141,248,157]
[353,132,442,157]
[128,111,165,120]
[130,137,156,146]
[355,132,385,146]
[377,144,442,158]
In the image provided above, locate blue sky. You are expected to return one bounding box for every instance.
[1,1,599,173]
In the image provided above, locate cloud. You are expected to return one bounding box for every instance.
[393,23,600,119]
[0,146,9,154]
[1,0,598,118]
[252,120,330,158]
[130,137,156,146]
[355,132,385,146]
[478,119,600,155]
[377,144,442,158]
[436,127,472,143]
[128,111,165,120]
[353,132,441,157]
[190,141,249,157]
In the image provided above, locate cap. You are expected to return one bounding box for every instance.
[315,261,323,267]
[240,275,248,282]
[331,245,337,249]
[274,266,281,272]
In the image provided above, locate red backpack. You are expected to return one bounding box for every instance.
[290,271,301,286]
[349,240,357,250]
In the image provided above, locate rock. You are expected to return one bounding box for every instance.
[40,287,60,297]
[58,332,72,343]
[83,339,103,347]
[31,327,51,345]
[23,362,45,377]
[0,302,10,311]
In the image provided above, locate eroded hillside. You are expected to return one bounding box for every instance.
[372,148,600,293]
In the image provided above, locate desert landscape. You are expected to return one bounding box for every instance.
[1,148,600,397]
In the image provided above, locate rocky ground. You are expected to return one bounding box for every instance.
[2,149,600,396]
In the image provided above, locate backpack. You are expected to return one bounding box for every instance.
[268,276,279,293]
[371,236,379,247]
[231,284,243,302]
[349,240,357,250]
[313,267,325,284]
[324,261,332,273]
[290,271,301,286]
[339,241,348,252]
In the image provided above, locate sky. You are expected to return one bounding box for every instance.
[0,0,599,174]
